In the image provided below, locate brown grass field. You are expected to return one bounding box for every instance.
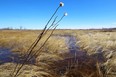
[0,29,116,77]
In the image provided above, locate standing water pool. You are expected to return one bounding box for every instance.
[0,48,35,64]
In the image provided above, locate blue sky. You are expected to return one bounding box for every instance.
[0,0,116,29]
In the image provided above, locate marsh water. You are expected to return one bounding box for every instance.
[52,34,86,57]
[0,48,17,64]
[51,34,106,74]
[0,35,85,65]
[0,48,35,64]
[0,35,105,66]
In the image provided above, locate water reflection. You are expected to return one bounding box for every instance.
[0,48,35,65]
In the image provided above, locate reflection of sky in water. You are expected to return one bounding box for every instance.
[0,48,35,64]
[0,48,14,64]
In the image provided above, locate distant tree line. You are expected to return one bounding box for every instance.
[0,26,27,30]
[101,28,116,32]
[0,27,13,30]
[86,28,116,32]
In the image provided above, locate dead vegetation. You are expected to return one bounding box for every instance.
[1,29,116,77]
[0,1,116,77]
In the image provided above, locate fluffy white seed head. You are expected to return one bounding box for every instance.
[64,12,68,16]
[60,2,64,7]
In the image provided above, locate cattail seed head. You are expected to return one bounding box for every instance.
[60,2,64,7]
[64,12,68,16]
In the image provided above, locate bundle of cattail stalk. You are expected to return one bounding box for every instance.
[11,2,67,77]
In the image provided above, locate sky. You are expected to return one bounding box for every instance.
[0,0,116,29]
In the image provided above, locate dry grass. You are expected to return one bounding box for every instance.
[0,29,116,77]
[0,30,68,77]
[73,30,116,77]
[0,30,67,53]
